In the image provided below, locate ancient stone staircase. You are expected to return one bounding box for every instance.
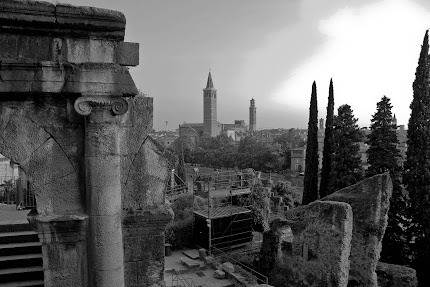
[0,223,43,287]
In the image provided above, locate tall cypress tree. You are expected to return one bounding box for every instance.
[319,79,334,198]
[403,30,430,286]
[328,104,363,193]
[302,81,319,205]
[366,96,410,265]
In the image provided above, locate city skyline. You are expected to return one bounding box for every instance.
[62,0,430,131]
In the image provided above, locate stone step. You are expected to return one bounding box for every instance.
[0,242,42,257]
[0,231,39,245]
[0,279,44,287]
[0,223,32,234]
[0,254,43,270]
[0,266,43,284]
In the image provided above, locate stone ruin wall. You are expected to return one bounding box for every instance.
[320,172,392,287]
[258,201,353,287]
[0,1,173,286]
[259,173,395,287]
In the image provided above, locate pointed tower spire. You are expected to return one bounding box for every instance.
[206,71,214,89]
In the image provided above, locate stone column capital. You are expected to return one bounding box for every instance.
[74,95,128,116]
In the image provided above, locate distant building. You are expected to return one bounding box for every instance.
[179,71,249,142]
[290,147,306,173]
[249,99,256,133]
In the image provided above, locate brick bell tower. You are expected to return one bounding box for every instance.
[203,71,218,137]
[249,98,256,133]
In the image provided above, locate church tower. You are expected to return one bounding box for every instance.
[249,98,256,133]
[203,71,217,137]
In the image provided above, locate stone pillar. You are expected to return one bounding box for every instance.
[28,214,88,287]
[122,209,172,287]
[74,96,129,287]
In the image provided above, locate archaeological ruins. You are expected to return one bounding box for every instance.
[0,1,419,287]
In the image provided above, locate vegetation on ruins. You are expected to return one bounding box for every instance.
[328,104,363,193]
[239,183,271,232]
[319,79,335,198]
[366,96,411,265]
[302,81,319,204]
[403,30,430,286]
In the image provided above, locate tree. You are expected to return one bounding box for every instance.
[273,129,306,170]
[366,96,411,265]
[319,79,335,198]
[272,181,296,208]
[329,104,363,193]
[303,81,319,204]
[403,30,430,285]
[366,96,399,176]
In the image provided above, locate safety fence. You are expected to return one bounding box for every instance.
[0,178,36,209]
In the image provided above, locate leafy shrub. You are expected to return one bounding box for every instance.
[165,193,206,250]
[165,217,193,250]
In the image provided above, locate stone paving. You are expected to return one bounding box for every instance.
[165,249,235,287]
[0,204,29,224]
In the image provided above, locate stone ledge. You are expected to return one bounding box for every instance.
[0,0,126,40]
[0,61,138,96]
[27,212,88,244]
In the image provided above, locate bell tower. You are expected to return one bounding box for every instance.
[203,71,217,137]
[249,98,256,133]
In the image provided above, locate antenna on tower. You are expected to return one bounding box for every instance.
[165,121,168,131]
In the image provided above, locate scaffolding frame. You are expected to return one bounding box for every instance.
[192,169,256,254]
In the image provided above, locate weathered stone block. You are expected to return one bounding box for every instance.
[117,42,139,66]
[204,256,216,267]
[321,173,393,287]
[222,262,235,273]
[376,262,418,287]
[214,269,226,279]
[181,257,200,269]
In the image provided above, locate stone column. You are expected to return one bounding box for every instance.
[74,96,128,287]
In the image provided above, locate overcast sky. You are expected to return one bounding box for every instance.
[62,0,430,131]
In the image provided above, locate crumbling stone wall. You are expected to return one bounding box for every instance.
[0,1,172,286]
[321,173,392,287]
[376,262,418,287]
[258,201,353,287]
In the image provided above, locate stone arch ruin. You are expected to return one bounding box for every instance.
[0,1,173,286]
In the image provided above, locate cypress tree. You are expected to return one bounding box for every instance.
[302,81,319,205]
[319,79,334,198]
[403,30,430,285]
[328,104,363,193]
[366,96,410,265]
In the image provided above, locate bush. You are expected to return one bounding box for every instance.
[165,193,207,250]
[170,193,206,222]
[165,217,193,250]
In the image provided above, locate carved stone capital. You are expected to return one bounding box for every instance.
[74,95,128,116]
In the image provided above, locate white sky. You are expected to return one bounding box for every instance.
[60,0,430,131]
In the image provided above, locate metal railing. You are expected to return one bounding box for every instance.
[0,178,35,208]
[211,246,268,285]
